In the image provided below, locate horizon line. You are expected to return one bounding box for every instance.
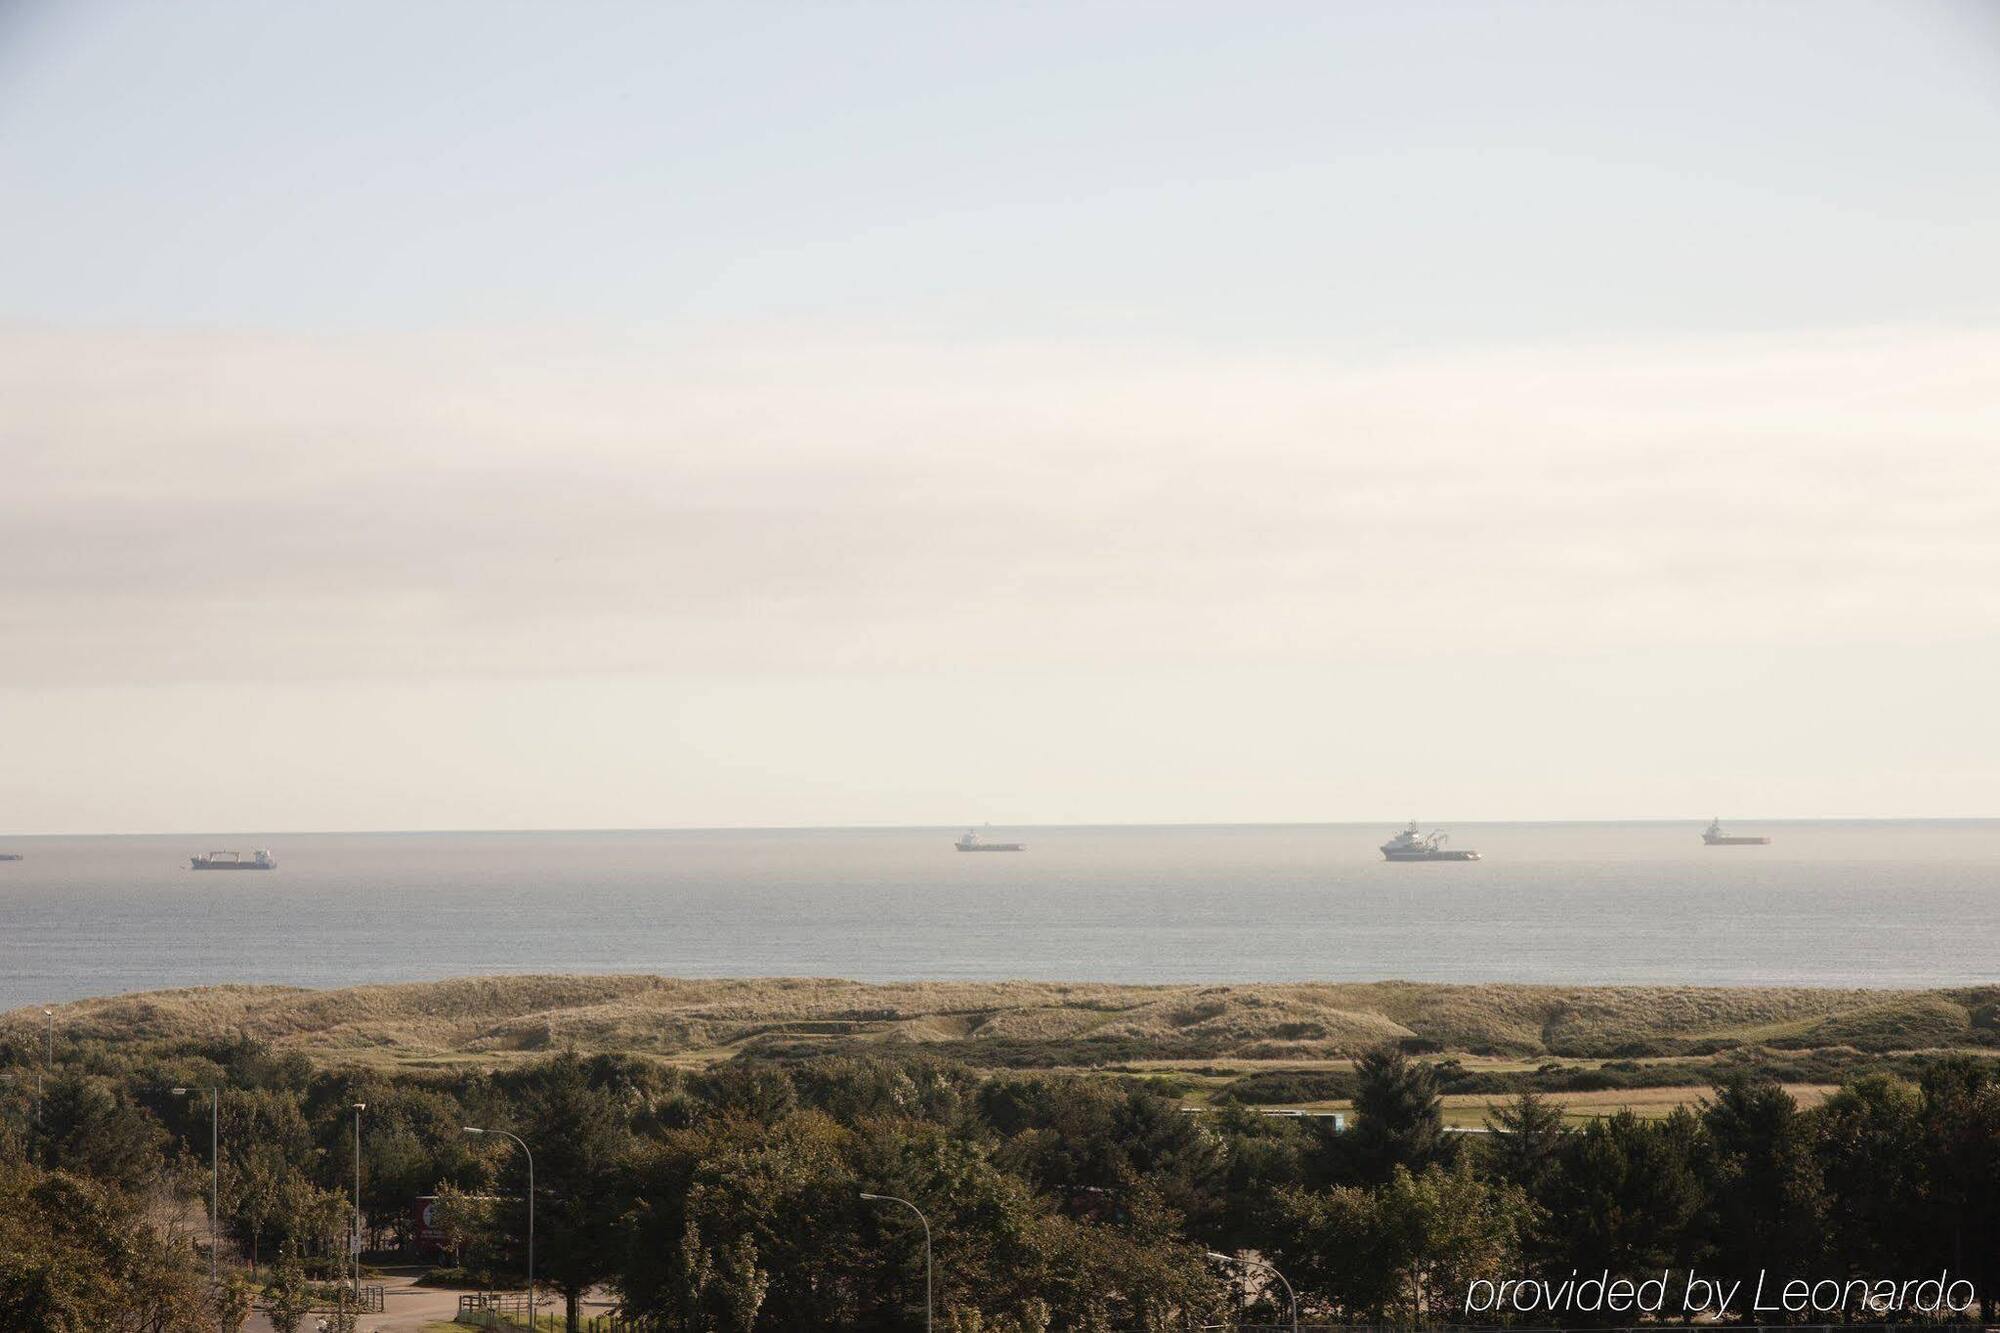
[6,814,1998,839]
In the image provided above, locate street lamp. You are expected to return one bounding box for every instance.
[351,1104,367,1301]
[1207,1252,1298,1333]
[465,1127,534,1325]
[860,1193,932,1333]
[173,1087,220,1295]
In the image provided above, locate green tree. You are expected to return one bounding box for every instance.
[1542,1109,1705,1279]
[516,1054,634,1332]
[263,1253,316,1333]
[34,1073,167,1189]
[678,1222,771,1333]
[430,1179,500,1274]
[211,1273,256,1333]
[1272,1163,1528,1323]
[1485,1090,1566,1197]
[1702,1077,1828,1292]
[1347,1045,1452,1184]
[1209,1104,1309,1251]
[213,1086,326,1270]
[1270,1179,1398,1319]
[1812,1074,1925,1277]
[985,1076,1226,1233]
[0,1161,210,1332]
[1916,1057,2000,1322]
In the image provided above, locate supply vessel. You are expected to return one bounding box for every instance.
[1379,822,1480,861]
[190,849,276,870]
[1702,819,1770,846]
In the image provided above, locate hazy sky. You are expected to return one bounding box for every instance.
[3,1,1998,832]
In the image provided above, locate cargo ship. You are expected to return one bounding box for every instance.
[955,830,1025,852]
[190,849,276,870]
[1702,818,1770,847]
[1379,822,1480,861]
[0,853,21,862]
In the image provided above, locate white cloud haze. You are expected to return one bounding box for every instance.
[4,323,1998,830]
[8,325,1997,683]
[3,1,1998,830]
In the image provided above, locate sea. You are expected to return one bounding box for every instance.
[2,821,1997,1011]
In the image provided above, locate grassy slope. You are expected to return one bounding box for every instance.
[9,975,1997,1072]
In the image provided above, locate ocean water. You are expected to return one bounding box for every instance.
[2,821,1997,1011]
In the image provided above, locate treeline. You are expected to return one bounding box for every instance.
[2,1037,1999,1331]
[1213,1044,1990,1105]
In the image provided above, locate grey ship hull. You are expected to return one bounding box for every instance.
[1703,835,1770,846]
[1382,848,1480,861]
[956,843,1025,852]
[190,859,275,870]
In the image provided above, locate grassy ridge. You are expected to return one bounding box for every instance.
[9,975,1998,1068]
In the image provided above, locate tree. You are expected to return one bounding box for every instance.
[616,1114,867,1329]
[0,1161,210,1332]
[1270,1179,1399,1319]
[1485,1091,1566,1197]
[516,1054,634,1332]
[1702,1077,1828,1289]
[1542,1109,1705,1279]
[211,1273,256,1333]
[213,1087,325,1270]
[1271,1163,1529,1323]
[34,1073,166,1190]
[678,1223,771,1333]
[1377,1163,1533,1323]
[1916,1058,2000,1322]
[1347,1046,1452,1184]
[987,1076,1226,1235]
[262,1253,316,1333]
[1209,1105,1309,1251]
[1812,1074,1925,1277]
[430,1180,500,1274]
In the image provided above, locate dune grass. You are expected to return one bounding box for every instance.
[9,976,1997,1074]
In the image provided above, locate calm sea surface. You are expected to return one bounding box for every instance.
[2,821,1997,1010]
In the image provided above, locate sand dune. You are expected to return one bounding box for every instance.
[9,975,1996,1066]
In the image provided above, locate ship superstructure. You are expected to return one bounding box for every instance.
[1702,819,1770,847]
[190,848,276,870]
[955,829,1026,852]
[1379,822,1480,862]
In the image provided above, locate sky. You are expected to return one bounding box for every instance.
[2,1,1998,832]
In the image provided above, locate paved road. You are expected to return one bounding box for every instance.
[239,1271,467,1332]
[239,1272,617,1332]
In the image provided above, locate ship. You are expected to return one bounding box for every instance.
[1379,822,1480,861]
[0,853,20,862]
[1702,818,1770,847]
[190,848,276,870]
[955,829,1025,852]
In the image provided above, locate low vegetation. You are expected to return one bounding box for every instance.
[10,975,1997,1068]
[3,977,1998,1331]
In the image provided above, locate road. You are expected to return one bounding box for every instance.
[237,1271,620,1332]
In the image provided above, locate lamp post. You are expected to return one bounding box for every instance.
[1207,1251,1298,1333]
[351,1103,367,1302]
[860,1193,931,1333]
[465,1127,533,1325]
[173,1087,220,1294]
[41,1009,53,1106]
